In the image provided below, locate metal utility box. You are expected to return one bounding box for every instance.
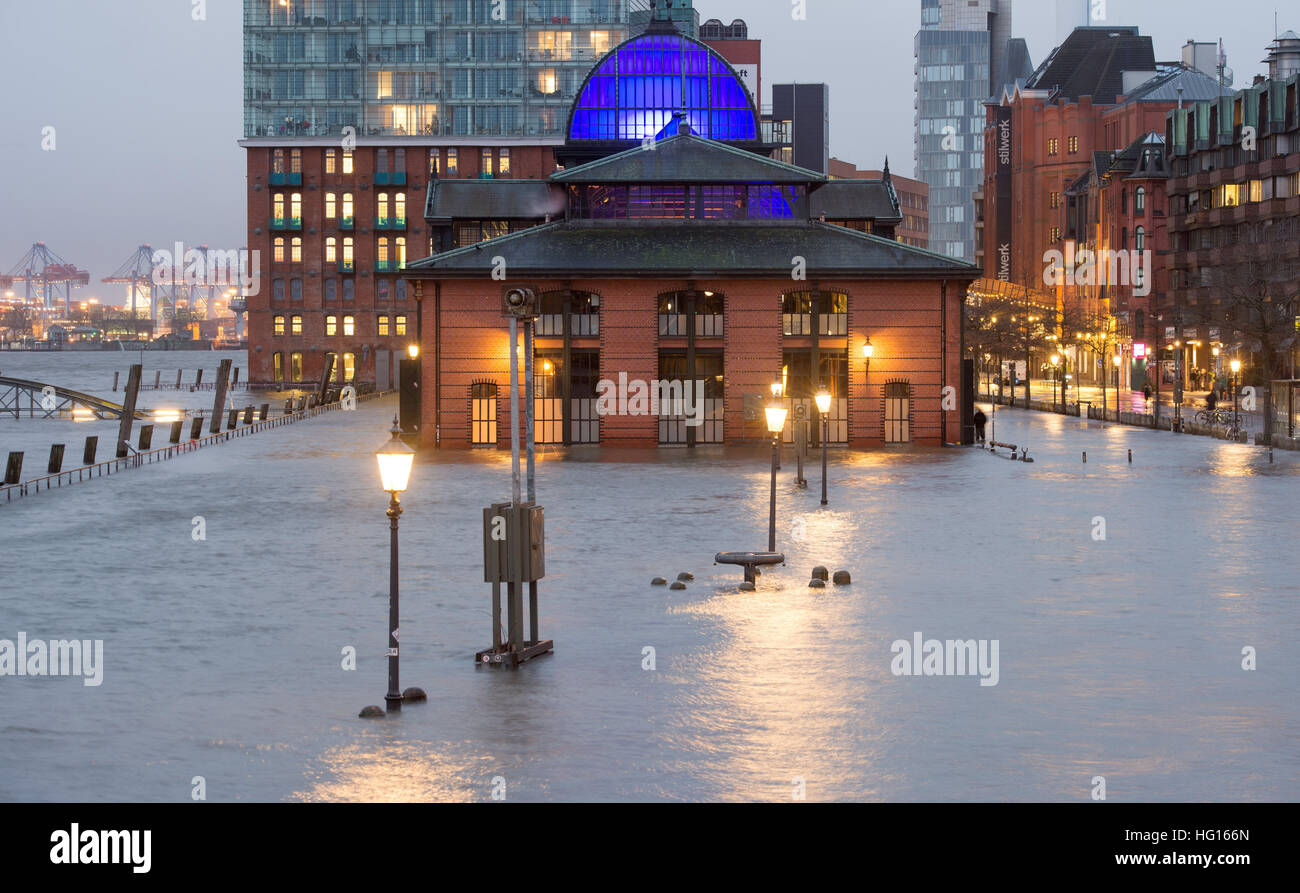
[483,502,545,583]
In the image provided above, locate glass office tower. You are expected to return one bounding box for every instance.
[243,0,631,139]
[914,0,1026,261]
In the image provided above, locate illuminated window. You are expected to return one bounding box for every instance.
[273,315,286,336]
[446,148,458,176]
[325,192,337,219]
[394,193,406,222]
[1049,227,1061,242]
[1068,136,1079,154]
[325,149,337,174]
[429,149,441,176]
[395,237,406,269]
[481,148,494,176]
[342,237,354,267]
[290,193,302,221]
[272,149,286,174]
[568,33,758,141]
[342,150,354,174]
[343,315,355,336]
[498,149,511,176]
[273,193,285,219]
[537,68,558,95]
[290,352,303,382]
[1048,138,1059,156]
[290,237,302,263]
[1050,192,1059,209]
[289,148,301,173]
[342,352,356,382]
[377,192,390,221]
[395,315,407,336]
[291,315,303,335]
[378,315,390,336]
[1248,180,1262,203]
[325,237,337,264]
[378,237,390,267]
[342,193,354,222]
[273,351,284,379]
[326,315,338,336]
[273,237,286,262]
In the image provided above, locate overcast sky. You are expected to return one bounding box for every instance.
[0,0,1290,292]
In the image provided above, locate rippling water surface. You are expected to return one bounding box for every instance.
[1,374,1296,801]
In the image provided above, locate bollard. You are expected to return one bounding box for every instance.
[243,405,255,425]
[138,425,154,451]
[112,371,120,392]
[83,436,98,466]
[259,403,269,421]
[169,420,183,444]
[226,408,239,430]
[153,370,161,390]
[1128,449,1132,464]
[1082,451,1087,463]
[189,416,205,441]
[4,452,23,485]
[48,444,66,475]
[176,369,183,389]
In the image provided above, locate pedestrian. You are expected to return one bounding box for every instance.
[1142,383,1152,407]
[973,408,988,445]
[1206,388,1218,412]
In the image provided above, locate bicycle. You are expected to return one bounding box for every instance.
[1194,408,1236,427]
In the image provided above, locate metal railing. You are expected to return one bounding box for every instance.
[1,391,393,505]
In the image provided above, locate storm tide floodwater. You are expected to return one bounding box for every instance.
[0,356,1297,802]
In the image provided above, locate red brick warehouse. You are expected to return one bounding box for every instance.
[404,26,978,450]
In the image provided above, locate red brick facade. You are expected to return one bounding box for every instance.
[418,277,965,449]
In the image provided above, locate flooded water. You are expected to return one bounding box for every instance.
[1,393,1296,802]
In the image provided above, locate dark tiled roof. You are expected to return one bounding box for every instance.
[406,219,977,278]
[811,180,900,222]
[1027,27,1155,104]
[1122,66,1233,103]
[425,179,564,221]
[552,132,824,184]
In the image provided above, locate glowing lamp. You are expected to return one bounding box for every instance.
[764,402,789,435]
[1230,359,1241,374]
[375,416,414,494]
[407,344,420,360]
[814,389,832,415]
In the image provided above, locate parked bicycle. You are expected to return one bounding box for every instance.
[1194,407,1237,427]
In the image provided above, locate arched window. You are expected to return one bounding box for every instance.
[884,380,911,444]
[290,352,303,382]
[1135,187,1146,213]
[273,351,284,381]
[1135,226,1146,252]
[568,33,758,141]
[471,382,498,446]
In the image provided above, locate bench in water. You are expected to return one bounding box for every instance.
[714,551,785,584]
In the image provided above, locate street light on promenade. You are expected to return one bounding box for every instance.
[770,380,784,469]
[764,397,789,552]
[1230,359,1242,431]
[815,388,832,506]
[375,416,415,715]
[1113,354,1123,421]
[1050,354,1061,411]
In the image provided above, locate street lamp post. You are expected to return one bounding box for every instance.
[1230,359,1242,432]
[770,381,784,469]
[1113,354,1123,421]
[1050,354,1061,412]
[765,396,789,552]
[375,417,415,715]
[815,388,832,505]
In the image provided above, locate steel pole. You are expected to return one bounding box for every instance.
[386,493,402,714]
[768,436,778,553]
[524,320,535,504]
[820,417,828,505]
[509,317,521,507]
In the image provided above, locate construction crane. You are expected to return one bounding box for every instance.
[4,243,90,315]
[104,244,225,328]
[102,244,156,321]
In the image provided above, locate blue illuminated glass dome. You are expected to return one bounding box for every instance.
[567,32,760,142]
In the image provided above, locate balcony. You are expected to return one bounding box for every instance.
[269,172,302,186]
[339,217,354,230]
[374,217,407,230]
[374,172,407,186]
[338,259,355,274]
[374,260,404,273]
[270,217,302,231]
